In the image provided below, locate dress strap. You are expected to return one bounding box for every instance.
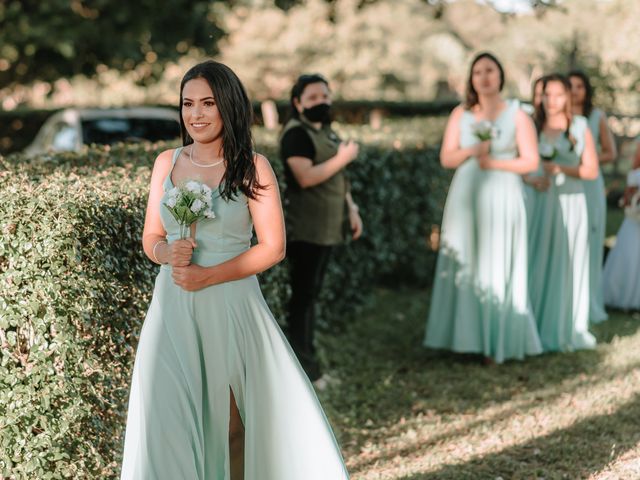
[163,147,183,191]
[506,98,519,118]
[172,146,183,165]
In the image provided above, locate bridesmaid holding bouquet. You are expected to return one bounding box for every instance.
[424,52,542,364]
[524,74,599,352]
[120,60,350,480]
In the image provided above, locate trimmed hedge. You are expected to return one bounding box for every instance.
[0,137,449,478]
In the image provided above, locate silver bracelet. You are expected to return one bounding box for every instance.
[152,240,167,264]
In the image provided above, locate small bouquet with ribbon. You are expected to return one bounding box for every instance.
[539,143,565,185]
[471,120,499,141]
[539,142,558,161]
[164,180,215,239]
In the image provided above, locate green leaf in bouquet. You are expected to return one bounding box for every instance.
[174,205,190,223]
[164,204,181,224]
[183,211,198,226]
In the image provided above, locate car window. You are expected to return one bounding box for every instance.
[81,118,180,145]
[51,122,79,151]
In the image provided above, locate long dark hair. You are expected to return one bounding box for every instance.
[568,70,594,117]
[465,52,505,110]
[179,60,263,200]
[284,73,330,124]
[531,75,546,108]
[534,73,576,149]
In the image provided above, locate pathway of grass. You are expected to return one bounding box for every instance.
[318,288,640,479]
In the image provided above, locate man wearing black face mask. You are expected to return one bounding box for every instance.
[301,102,332,123]
[280,73,363,387]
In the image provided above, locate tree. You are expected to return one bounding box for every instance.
[0,0,226,87]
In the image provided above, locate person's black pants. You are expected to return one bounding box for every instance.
[286,240,333,381]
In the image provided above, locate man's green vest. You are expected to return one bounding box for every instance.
[280,117,347,245]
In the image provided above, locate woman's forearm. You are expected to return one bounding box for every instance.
[142,233,168,264]
[490,156,538,174]
[522,174,541,186]
[345,191,358,211]
[598,116,617,164]
[558,163,598,180]
[296,155,348,188]
[440,147,474,169]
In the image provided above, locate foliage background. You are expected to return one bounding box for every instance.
[2,0,639,113]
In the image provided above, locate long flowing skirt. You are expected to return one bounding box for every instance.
[425,163,542,363]
[603,217,640,311]
[120,257,349,480]
[583,173,609,322]
[528,183,596,352]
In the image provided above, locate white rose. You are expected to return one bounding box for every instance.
[166,197,177,208]
[472,120,492,134]
[186,180,200,193]
[167,186,180,198]
[202,184,212,195]
[204,209,216,219]
[190,199,204,213]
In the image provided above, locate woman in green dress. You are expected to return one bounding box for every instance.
[120,61,350,480]
[568,70,617,323]
[424,52,542,363]
[524,74,599,352]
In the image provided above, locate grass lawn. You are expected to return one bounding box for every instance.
[318,288,640,479]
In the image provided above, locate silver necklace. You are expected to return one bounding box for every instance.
[189,147,224,168]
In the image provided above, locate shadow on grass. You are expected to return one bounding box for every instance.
[346,358,640,474]
[320,288,639,446]
[592,310,640,342]
[398,392,640,480]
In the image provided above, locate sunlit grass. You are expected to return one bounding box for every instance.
[318,288,640,480]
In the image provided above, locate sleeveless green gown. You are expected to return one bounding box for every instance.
[583,108,608,322]
[424,100,542,363]
[120,148,350,479]
[527,116,596,351]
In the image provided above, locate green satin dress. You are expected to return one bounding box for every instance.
[424,100,542,363]
[120,147,349,479]
[528,117,596,351]
[583,108,608,322]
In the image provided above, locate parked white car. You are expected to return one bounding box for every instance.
[24,107,180,156]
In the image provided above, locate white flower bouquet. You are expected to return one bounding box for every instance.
[471,120,499,142]
[539,142,557,161]
[164,180,215,239]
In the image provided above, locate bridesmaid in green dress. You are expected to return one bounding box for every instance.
[424,52,542,363]
[524,74,599,352]
[523,76,548,216]
[120,61,349,480]
[568,70,617,323]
